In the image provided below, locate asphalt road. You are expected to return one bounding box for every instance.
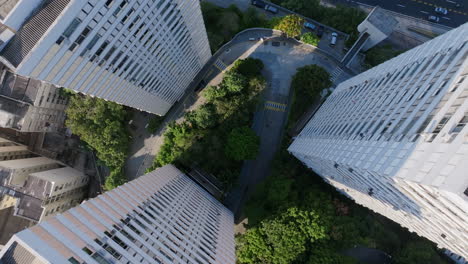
[332,0,467,28]
[223,38,347,220]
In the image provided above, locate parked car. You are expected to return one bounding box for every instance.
[264,5,278,14]
[434,7,448,15]
[428,15,440,22]
[304,22,316,31]
[330,32,338,46]
[316,25,324,37]
[251,0,265,8]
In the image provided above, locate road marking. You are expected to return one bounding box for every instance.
[420,10,429,14]
[442,16,451,20]
[397,4,406,7]
[213,59,228,71]
[404,0,468,15]
[265,101,286,112]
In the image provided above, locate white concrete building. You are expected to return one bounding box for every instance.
[0,0,211,115]
[289,23,468,262]
[0,165,235,264]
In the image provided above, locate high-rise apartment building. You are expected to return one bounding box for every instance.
[0,165,235,264]
[0,64,68,132]
[289,23,468,261]
[0,137,88,224]
[0,0,211,115]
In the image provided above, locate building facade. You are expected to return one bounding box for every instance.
[0,165,235,264]
[0,64,68,132]
[289,23,468,262]
[0,137,88,223]
[0,0,211,115]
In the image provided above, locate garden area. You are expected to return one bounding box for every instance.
[201,3,328,53]
[288,64,331,129]
[236,141,454,264]
[147,58,266,189]
[235,64,454,264]
[268,0,367,46]
[64,91,131,190]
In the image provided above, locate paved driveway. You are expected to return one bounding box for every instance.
[223,39,347,217]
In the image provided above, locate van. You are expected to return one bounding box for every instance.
[330,32,338,46]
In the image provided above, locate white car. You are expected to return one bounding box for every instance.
[428,15,440,22]
[434,7,448,15]
[330,32,338,46]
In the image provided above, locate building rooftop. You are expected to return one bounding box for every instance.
[0,66,41,104]
[367,6,398,35]
[0,96,29,130]
[0,0,20,21]
[0,145,27,153]
[29,166,82,184]
[0,157,56,170]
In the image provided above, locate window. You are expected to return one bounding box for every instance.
[82,247,93,255]
[68,257,80,264]
[113,0,128,16]
[56,18,81,44]
[451,115,468,133]
[105,0,114,7]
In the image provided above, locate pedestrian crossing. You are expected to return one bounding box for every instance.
[265,101,286,112]
[330,67,343,83]
[213,59,228,71]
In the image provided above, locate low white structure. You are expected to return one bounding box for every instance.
[0,165,235,264]
[0,0,211,115]
[290,23,468,262]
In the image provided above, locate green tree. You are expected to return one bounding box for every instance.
[395,240,447,264]
[292,64,331,98]
[237,228,273,264]
[65,95,130,190]
[274,15,304,38]
[222,71,248,93]
[147,115,164,133]
[186,103,218,129]
[225,126,259,160]
[237,207,327,264]
[231,58,264,77]
[300,32,320,46]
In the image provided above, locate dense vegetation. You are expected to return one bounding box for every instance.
[236,64,452,264]
[273,14,304,38]
[148,58,266,188]
[237,142,453,264]
[269,0,367,46]
[300,32,320,46]
[201,3,269,52]
[146,115,164,134]
[364,44,406,68]
[288,65,331,129]
[65,93,130,190]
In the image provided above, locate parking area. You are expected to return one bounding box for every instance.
[252,0,348,59]
[204,0,349,60]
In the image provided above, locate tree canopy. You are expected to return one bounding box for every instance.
[292,64,332,98]
[300,32,320,46]
[65,95,130,190]
[274,15,304,38]
[225,126,260,161]
[149,58,266,188]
